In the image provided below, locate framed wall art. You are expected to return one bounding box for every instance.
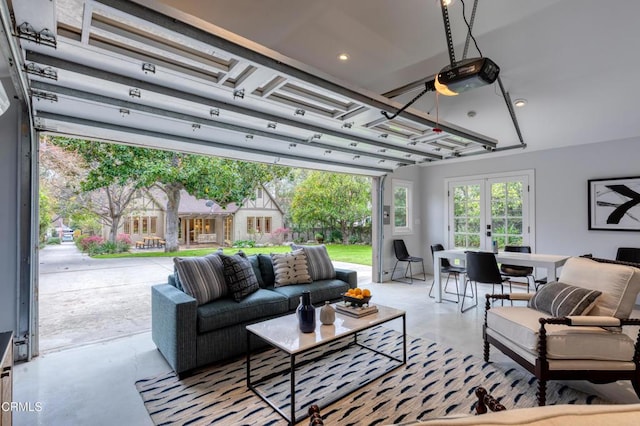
[588,176,640,231]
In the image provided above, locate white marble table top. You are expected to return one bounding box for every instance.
[246,304,405,355]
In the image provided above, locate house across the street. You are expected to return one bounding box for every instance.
[104,185,284,247]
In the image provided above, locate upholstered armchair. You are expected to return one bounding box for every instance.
[483,256,640,406]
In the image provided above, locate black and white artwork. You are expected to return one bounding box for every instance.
[589,176,640,231]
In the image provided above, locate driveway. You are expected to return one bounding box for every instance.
[37,243,372,353]
[38,243,174,353]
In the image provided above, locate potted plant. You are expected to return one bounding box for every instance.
[314,232,324,244]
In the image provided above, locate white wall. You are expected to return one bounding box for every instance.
[379,165,423,281]
[419,137,640,274]
[0,77,19,333]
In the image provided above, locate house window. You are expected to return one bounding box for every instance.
[133,216,140,234]
[142,217,148,234]
[256,217,262,232]
[392,180,412,234]
[123,220,130,235]
[264,217,272,233]
[247,217,254,233]
[257,187,263,198]
[150,216,157,234]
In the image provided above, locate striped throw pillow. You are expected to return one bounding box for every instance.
[271,249,312,287]
[528,281,602,317]
[173,254,227,305]
[291,244,336,281]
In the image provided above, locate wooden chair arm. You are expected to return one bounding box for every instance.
[475,387,506,415]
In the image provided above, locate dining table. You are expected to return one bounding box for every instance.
[431,249,571,303]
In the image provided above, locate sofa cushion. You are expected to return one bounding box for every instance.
[559,257,640,318]
[173,254,227,305]
[528,281,602,316]
[271,249,312,287]
[219,253,260,302]
[487,306,635,361]
[271,279,350,310]
[247,254,265,288]
[291,244,336,281]
[258,254,275,287]
[196,289,288,333]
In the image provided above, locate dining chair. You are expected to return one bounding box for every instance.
[391,239,426,284]
[616,247,640,263]
[463,251,510,313]
[500,245,535,292]
[429,244,467,303]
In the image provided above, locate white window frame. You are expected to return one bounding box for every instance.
[392,179,413,235]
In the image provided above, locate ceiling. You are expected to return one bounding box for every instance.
[5,0,640,176]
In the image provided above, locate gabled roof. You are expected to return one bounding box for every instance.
[148,188,239,215]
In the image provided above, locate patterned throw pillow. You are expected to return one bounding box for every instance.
[219,252,260,302]
[528,281,602,317]
[291,244,336,281]
[173,254,227,305]
[271,249,312,287]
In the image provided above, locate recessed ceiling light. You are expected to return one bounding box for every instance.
[338,53,350,61]
[514,99,527,107]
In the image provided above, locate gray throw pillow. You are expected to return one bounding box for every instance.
[271,249,312,287]
[291,244,336,281]
[173,254,227,305]
[528,281,602,317]
[219,252,260,301]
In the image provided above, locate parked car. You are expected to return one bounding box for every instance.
[62,232,73,242]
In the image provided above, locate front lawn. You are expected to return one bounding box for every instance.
[94,244,373,266]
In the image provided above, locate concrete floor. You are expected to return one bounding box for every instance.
[14,258,640,425]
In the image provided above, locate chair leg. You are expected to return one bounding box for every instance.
[461,278,478,313]
[483,335,490,362]
[406,262,413,284]
[391,260,400,281]
[537,380,547,406]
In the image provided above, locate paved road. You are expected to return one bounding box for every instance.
[37,243,372,353]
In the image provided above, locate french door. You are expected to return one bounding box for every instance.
[447,171,534,251]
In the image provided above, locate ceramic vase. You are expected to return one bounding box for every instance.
[320,301,336,325]
[297,291,316,333]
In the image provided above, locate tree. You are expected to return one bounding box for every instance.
[51,137,290,252]
[291,172,371,244]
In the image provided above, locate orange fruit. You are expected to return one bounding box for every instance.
[354,288,363,296]
[362,289,371,297]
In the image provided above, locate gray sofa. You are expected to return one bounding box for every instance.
[151,253,357,376]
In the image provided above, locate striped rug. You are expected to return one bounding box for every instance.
[136,327,607,425]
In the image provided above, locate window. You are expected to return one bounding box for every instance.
[264,217,272,233]
[447,171,534,251]
[123,220,130,235]
[142,217,148,234]
[257,187,263,198]
[246,217,254,233]
[150,217,157,234]
[133,216,140,234]
[392,180,413,234]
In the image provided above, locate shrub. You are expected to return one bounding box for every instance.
[329,229,342,243]
[80,235,105,252]
[233,239,255,248]
[348,235,359,245]
[46,237,61,245]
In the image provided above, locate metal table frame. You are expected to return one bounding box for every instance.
[246,311,406,425]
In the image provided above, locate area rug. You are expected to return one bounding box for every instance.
[136,327,608,425]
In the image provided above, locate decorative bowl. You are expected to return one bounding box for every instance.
[342,294,372,307]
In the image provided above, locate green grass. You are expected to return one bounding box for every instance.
[94,244,373,266]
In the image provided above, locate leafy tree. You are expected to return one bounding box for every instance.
[291,172,371,244]
[38,189,54,243]
[51,137,290,252]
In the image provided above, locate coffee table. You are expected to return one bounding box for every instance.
[246,304,406,425]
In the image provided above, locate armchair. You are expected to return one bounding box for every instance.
[483,256,640,406]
